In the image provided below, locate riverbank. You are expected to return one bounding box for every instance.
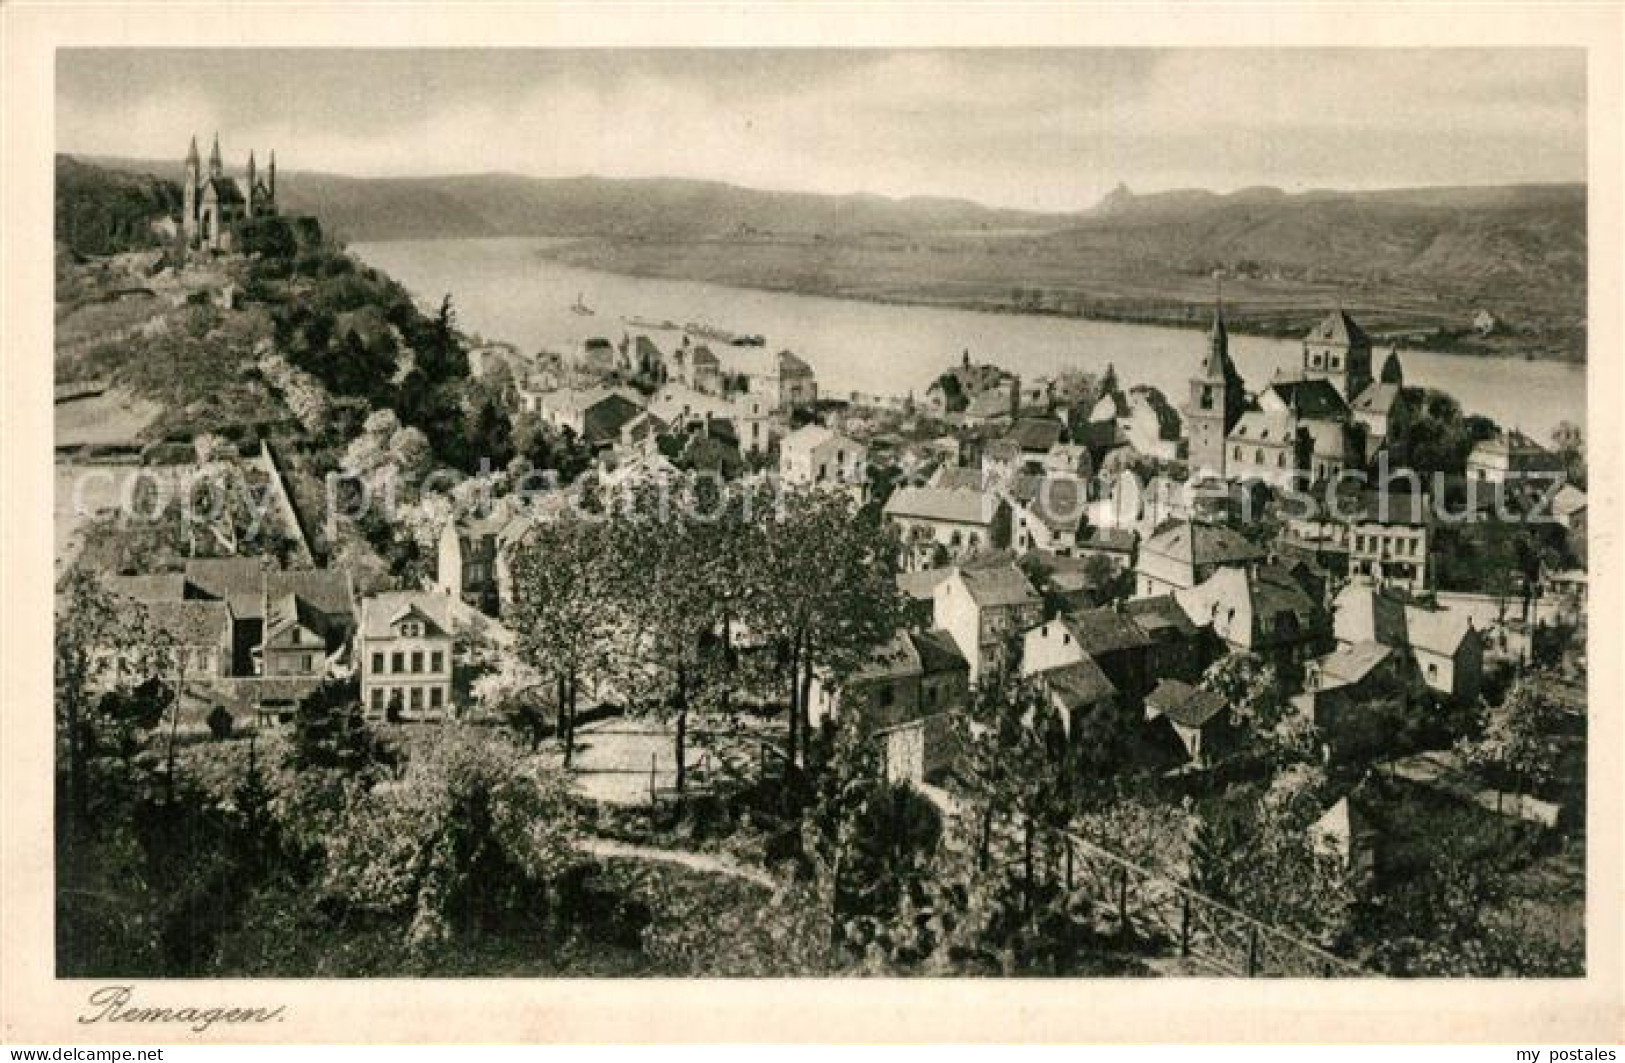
[531,234,1586,364]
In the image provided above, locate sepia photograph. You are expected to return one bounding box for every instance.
[4,2,1622,1046]
[44,42,1596,983]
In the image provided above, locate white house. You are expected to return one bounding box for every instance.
[359,591,457,720]
[779,424,865,490]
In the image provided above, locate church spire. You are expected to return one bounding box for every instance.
[1202,276,1238,384]
[186,135,200,166]
[208,133,223,177]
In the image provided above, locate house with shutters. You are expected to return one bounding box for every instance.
[359,591,457,720]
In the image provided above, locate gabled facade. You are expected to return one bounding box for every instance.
[358,592,456,720]
[933,563,1043,685]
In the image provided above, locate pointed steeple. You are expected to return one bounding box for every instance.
[186,135,200,166]
[1200,279,1241,386]
[1380,347,1404,386]
[208,133,223,177]
[267,149,276,198]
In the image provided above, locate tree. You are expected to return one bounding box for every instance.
[800,719,942,954]
[506,516,621,767]
[55,569,166,824]
[321,730,579,949]
[1458,676,1565,797]
[287,677,395,778]
[743,484,905,770]
[1198,651,1287,742]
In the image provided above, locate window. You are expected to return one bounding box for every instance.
[1255,449,1264,463]
[1233,446,1242,460]
[410,687,423,710]
[371,688,384,710]
[1330,355,1342,369]
[1278,453,1286,468]
[372,652,384,674]
[879,686,895,708]
[1201,386,1214,410]
[431,651,444,673]
[300,654,313,672]
[430,687,444,709]
[1427,663,1438,679]
[411,651,423,674]
[392,652,404,672]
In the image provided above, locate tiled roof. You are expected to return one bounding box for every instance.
[896,567,953,601]
[780,424,837,452]
[1230,409,1298,444]
[1332,583,1411,647]
[1143,519,1263,568]
[1123,594,1201,639]
[1007,417,1065,454]
[1146,678,1227,728]
[777,349,815,378]
[1314,641,1394,688]
[185,557,267,618]
[1042,657,1118,710]
[106,572,190,603]
[145,600,232,647]
[884,486,998,526]
[1062,606,1154,656]
[1403,604,1477,657]
[1266,378,1349,420]
[929,466,989,491]
[957,564,1040,608]
[267,568,354,620]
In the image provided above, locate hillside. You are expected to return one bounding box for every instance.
[55,155,184,256]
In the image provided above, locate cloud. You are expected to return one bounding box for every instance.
[56,48,1586,211]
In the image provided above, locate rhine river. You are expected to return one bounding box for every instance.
[353,237,1587,439]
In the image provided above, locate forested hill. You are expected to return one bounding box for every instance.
[55,155,183,256]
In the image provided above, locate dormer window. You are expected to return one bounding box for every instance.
[399,621,421,638]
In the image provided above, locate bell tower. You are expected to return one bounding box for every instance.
[1185,286,1247,479]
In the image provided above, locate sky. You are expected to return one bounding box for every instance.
[57,48,1586,213]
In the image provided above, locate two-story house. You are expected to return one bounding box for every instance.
[933,563,1043,685]
[1134,518,1264,597]
[884,485,1010,570]
[813,628,969,783]
[359,591,457,720]
[779,424,866,492]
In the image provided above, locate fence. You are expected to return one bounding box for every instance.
[1054,827,1369,977]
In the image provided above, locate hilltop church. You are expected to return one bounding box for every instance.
[181,133,278,253]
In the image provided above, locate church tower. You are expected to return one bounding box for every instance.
[182,135,201,245]
[208,133,223,179]
[1185,297,1247,479]
[1302,309,1374,401]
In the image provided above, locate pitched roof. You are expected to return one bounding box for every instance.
[1230,409,1298,444]
[1080,525,1138,554]
[145,600,233,647]
[1403,604,1477,657]
[884,485,999,526]
[777,349,814,378]
[266,568,354,619]
[106,572,191,603]
[359,591,456,640]
[780,424,837,452]
[1350,382,1403,416]
[1314,641,1394,689]
[185,557,267,618]
[204,176,245,204]
[1308,310,1370,348]
[265,591,330,642]
[1009,476,1088,534]
[897,567,953,601]
[1143,519,1263,569]
[1123,594,1201,639]
[1265,378,1350,421]
[1007,417,1065,453]
[690,345,720,367]
[1061,605,1154,656]
[1041,657,1118,710]
[1333,583,1411,647]
[929,466,989,491]
[912,629,969,675]
[1146,678,1228,728]
[954,564,1040,608]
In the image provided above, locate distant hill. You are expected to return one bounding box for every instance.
[76,155,1078,241]
[1068,182,1586,290]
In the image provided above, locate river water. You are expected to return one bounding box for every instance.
[353,237,1587,439]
